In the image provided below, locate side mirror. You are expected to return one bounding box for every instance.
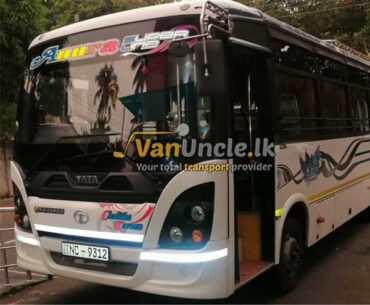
[195,39,227,96]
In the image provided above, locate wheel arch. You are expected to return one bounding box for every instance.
[275,194,310,264]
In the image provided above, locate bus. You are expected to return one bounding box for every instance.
[12,0,370,299]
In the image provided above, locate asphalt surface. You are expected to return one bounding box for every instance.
[1,206,369,304]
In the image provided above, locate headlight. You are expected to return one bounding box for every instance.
[13,185,32,233]
[190,205,205,223]
[169,227,183,243]
[159,182,214,250]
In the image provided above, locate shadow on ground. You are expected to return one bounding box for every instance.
[14,208,366,304]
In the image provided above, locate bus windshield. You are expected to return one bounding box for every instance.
[16,17,214,173]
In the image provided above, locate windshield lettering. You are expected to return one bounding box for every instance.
[29,27,195,70]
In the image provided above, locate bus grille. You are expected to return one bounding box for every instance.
[44,175,70,189]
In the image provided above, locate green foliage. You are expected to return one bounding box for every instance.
[44,0,118,30]
[43,0,173,30]
[0,102,16,143]
[0,0,45,142]
[241,0,370,53]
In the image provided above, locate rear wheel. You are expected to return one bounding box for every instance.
[276,218,304,293]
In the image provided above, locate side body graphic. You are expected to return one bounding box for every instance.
[275,135,370,262]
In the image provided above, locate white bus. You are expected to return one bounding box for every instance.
[12,0,370,299]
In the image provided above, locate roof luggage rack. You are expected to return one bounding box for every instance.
[323,39,370,65]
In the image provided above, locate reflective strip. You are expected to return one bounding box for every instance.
[34,224,144,243]
[275,208,284,217]
[307,172,370,204]
[140,248,228,263]
[16,234,40,246]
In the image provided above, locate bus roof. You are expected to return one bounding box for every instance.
[29,0,369,71]
[29,0,259,49]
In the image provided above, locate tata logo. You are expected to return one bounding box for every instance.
[74,175,99,185]
[74,211,89,224]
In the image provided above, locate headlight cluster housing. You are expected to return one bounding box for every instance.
[13,185,32,233]
[158,182,214,250]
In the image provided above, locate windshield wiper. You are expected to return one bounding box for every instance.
[58,148,159,182]
[120,153,160,182]
[56,149,113,162]
[25,133,120,180]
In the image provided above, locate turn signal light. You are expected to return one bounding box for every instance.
[317,216,325,224]
[192,230,203,243]
[14,213,21,225]
[13,185,32,232]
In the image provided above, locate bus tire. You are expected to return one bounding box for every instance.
[276,218,304,293]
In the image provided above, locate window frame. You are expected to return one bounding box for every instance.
[271,38,370,144]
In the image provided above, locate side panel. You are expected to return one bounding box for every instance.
[308,196,335,244]
[275,136,370,262]
[335,180,369,227]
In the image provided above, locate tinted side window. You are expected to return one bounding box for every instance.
[347,67,370,87]
[273,40,316,73]
[349,88,370,132]
[276,72,318,141]
[319,81,348,134]
[317,56,346,81]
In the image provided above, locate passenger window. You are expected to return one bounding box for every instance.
[319,81,347,134]
[349,88,370,133]
[273,40,316,73]
[278,94,300,140]
[348,67,370,87]
[276,72,318,141]
[317,57,346,80]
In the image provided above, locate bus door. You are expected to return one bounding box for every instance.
[230,44,275,285]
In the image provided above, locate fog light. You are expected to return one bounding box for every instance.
[15,196,21,206]
[191,205,205,223]
[169,227,183,243]
[23,215,30,229]
[192,230,203,243]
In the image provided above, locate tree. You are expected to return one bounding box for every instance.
[43,0,173,30]
[0,0,46,144]
[44,0,118,30]
[240,0,370,54]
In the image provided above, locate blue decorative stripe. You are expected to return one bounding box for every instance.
[37,231,143,248]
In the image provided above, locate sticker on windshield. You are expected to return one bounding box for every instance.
[29,25,199,70]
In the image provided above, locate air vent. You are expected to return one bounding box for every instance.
[44,175,70,189]
[100,176,133,191]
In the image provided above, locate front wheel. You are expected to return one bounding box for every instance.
[276,218,304,293]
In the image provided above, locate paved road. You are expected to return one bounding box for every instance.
[2,209,369,304]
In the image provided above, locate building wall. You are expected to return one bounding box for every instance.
[0,144,13,198]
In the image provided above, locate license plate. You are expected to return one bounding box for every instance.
[61,242,109,262]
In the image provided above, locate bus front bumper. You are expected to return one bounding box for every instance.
[15,228,231,299]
